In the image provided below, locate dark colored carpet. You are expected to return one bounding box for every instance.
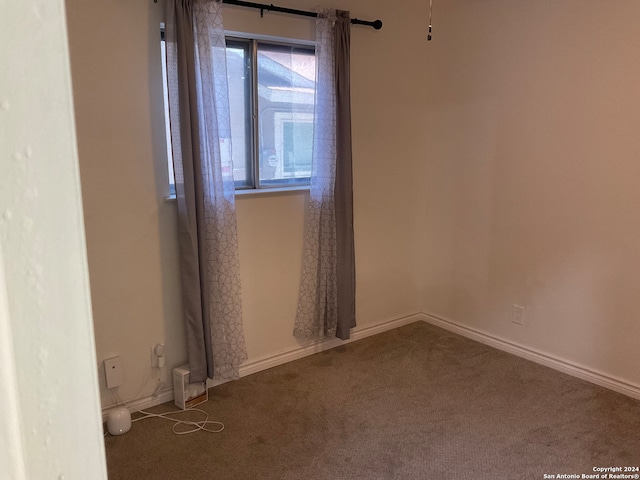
[104,322,640,479]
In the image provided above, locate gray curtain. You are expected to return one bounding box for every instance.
[165,0,247,382]
[334,10,356,340]
[294,9,356,340]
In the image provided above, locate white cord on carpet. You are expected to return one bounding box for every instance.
[132,407,224,435]
[105,376,224,436]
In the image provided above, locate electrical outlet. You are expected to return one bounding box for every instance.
[104,356,123,389]
[512,304,525,325]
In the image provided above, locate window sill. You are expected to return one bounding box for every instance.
[163,185,309,202]
[235,186,310,197]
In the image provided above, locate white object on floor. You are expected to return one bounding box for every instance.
[107,406,131,435]
[173,366,208,410]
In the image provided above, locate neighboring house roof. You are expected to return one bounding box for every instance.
[226,49,315,90]
[257,53,315,90]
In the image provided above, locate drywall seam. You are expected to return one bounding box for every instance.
[102,312,425,419]
[421,312,640,401]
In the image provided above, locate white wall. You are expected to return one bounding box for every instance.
[424,0,640,387]
[0,0,107,477]
[66,0,430,408]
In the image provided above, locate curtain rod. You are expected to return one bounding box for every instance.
[222,0,382,29]
[154,0,383,29]
[153,0,382,30]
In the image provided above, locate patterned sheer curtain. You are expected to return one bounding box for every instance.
[165,0,247,381]
[294,10,356,340]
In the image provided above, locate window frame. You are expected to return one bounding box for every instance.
[228,35,316,191]
[161,28,316,195]
[225,37,254,190]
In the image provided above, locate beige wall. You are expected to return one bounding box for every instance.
[1,0,107,476]
[424,1,640,386]
[66,0,430,407]
[67,0,640,408]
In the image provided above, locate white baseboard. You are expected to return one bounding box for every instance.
[236,312,424,379]
[420,312,640,401]
[103,310,640,422]
[101,386,174,421]
[104,313,424,419]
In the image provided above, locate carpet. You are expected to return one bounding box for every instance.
[104,321,640,479]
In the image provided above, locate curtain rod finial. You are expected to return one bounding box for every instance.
[372,20,382,30]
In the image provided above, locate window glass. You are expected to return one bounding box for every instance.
[256,43,315,187]
[160,39,176,197]
[226,42,252,187]
[161,33,315,194]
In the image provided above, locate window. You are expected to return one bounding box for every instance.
[161,32,316,193]
[160,36,176,197]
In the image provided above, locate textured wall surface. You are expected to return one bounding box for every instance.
[0,0,107,476]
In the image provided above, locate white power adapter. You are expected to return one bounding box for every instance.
[154,343,165,368]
